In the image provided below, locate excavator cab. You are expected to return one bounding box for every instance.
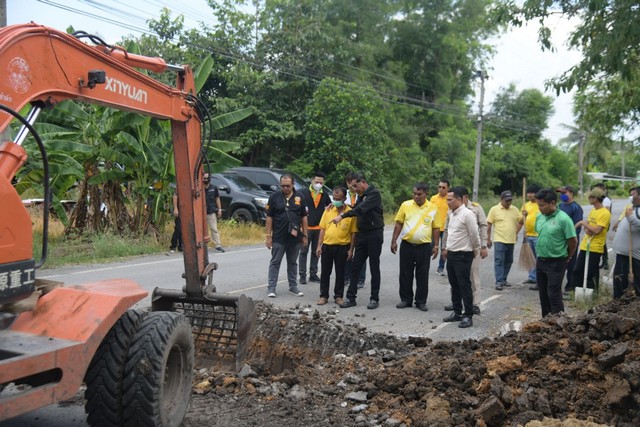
[0,23,255,424]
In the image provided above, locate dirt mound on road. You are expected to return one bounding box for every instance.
[184,297,640,427]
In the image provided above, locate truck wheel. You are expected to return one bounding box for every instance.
[85,309,146,426]
[232,207,252,223]
[122,312,194,427]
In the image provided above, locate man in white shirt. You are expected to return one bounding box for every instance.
[441,186,484,328]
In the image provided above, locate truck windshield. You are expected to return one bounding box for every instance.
[222,174,262,191]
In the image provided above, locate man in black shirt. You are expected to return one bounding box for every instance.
[264,174,309,297]
[204,173,224,252]
[332,172,384,309]
[298,171,332,284]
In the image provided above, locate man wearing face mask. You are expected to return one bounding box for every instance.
[315,187,358,305]
[556,185,583,295]
[298,172,332,284]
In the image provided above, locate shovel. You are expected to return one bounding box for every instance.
[575,237,594,302]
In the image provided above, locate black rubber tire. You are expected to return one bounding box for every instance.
[122,312,194,427]
[231,207,253,223]
[85,309,146,426]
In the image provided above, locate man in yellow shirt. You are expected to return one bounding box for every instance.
[390,183,442,311]
[522,184,541,289]
[571,188,611,293]
[430,179,450,276]
[487,191,523,290]
[316,187,358,306]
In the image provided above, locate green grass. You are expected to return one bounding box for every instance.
[31,214,267,269]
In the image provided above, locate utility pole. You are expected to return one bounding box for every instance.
[472,70,486,202]
[578,132,585,196]
[1,0,6,27]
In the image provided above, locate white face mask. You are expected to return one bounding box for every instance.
[630,196,634,203]
[312,183,323,191]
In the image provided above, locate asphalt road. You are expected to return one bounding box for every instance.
[1,198,625,426]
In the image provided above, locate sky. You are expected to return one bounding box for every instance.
[8,0,582,144]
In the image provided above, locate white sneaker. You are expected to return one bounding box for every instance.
[289,287,304,297]
[267,292,276,298]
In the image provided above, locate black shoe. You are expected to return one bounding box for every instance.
[458,317,473,328]
[299,276,307,285]
[521,279,536,285]
[444,304,454,311]
[309,275,321,282]
[472,306,481,315]
[503,282,512,287]
[495,283,503,291]
[357,281,365,289]
[443,313,463,322]
[367,300,379,309]
[416,303,428,312]
[215,246,225,253]
[529,285,539,291]
[339,299,356,308]
[178,246,184,252]
[396,301,411,309]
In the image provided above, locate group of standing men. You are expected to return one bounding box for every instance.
[261,168,639,326]
[264,171,382,308]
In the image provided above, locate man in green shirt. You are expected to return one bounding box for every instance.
[534,188,578,317]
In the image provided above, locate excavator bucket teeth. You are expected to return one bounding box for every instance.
[151,290,256,371]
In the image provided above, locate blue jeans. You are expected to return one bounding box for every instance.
[267,240,301,292]
[527,236,538,282]
[494,242,514,285]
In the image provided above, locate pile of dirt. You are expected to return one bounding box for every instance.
[184,297,640,427]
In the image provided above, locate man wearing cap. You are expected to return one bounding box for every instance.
[557,185,583,294]
[592,183,612,270]
[522,184,541,289]
[487,191,523,290]
[571,188,611,293]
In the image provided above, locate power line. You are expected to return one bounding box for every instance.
[35,0,575,140]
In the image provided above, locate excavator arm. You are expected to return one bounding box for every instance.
[0,23,209,295]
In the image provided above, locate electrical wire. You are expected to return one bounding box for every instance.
[35,0,576,139]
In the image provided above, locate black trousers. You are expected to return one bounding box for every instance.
[564,243,579,291]
[346,229,383,302]
[398,241,431,305]
[613,254,640,298]
[537,257,566,317]
[446,251,474,317]
[299,228,321,278]
[571,250,602,292]
[170,216,183,250]
[319,244,348,299]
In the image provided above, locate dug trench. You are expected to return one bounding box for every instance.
[184,296,640,427]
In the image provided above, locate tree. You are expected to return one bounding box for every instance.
[495,0,640,133]
[483,85,573,192]
[303,78,390,187]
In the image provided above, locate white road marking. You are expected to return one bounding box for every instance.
[38,246,265,279]
[423,294,502,337]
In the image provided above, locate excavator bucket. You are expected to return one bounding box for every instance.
[151,288,256,372]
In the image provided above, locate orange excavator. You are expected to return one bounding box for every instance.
[0,23,255,425]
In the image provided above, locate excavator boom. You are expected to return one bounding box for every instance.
[0,23,255,424]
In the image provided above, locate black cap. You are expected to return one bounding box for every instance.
[500,191,513,200]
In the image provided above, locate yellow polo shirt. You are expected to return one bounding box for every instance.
[523,201,539,237]
[430,194,448,232]
[579,207,611,254]
[487,204,523,244]
[394,200,442,244]
[319,205,358,245]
